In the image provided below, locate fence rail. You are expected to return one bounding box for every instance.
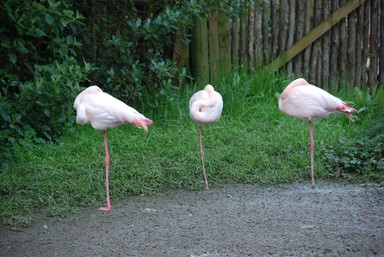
[186,0,383,92]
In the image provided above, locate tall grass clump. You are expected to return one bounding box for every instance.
[1,68,380,227]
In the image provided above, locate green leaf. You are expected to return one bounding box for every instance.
[9,53,17,64]
[45,14,54,25]
[66,35,73,44]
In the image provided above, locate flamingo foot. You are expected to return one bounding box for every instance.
[99,205,111,211]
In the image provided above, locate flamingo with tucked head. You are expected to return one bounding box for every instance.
[279,78,356,188]
[189,84,223,190]
[74,86,153,210]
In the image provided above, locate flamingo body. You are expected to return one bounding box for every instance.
[74,86,153,131]
[189,85,223,190]
[189,85,223,125]
[279,78,356,188]
[279,78,355,122]
[74,85,153,210]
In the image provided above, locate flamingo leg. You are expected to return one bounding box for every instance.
[198,125,209,190]
[99,130,112,211]
[309,121,316,189]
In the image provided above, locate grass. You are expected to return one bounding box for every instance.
[1,69,381,227]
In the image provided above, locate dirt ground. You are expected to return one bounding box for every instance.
[1,181,383,257]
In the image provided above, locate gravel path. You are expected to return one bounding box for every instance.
[1,181,383,257]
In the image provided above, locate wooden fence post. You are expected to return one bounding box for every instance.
[218,12,231,75]
[190,16,209,83]
[209,10,219,81]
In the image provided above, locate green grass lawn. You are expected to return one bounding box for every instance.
[1,70,382,226]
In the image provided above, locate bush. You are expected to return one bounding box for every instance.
[0,0,90,148]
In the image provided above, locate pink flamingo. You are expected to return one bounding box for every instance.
[74,86,153,210]
[189,85,223,190]
[279,78,356,188]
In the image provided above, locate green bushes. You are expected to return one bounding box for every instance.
[0,0,90,147]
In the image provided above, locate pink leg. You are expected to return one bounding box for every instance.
[309,121,315,189]
[199,125,209,190]
[99,130,111,211]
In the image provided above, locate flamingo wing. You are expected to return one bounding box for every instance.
[189,85,223,124]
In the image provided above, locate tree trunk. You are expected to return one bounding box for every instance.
[190,16,209,83]
[262,1,270,63]
[286,0,296,75]
[218,12,231,76]
[322,0,331,87]
[209,10,219,81]
[329,0,340,90]
[368,0,379,93]
[294,1,304,77]
[248,3,255,72]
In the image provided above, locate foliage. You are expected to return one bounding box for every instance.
[0,0,90,147]
[324,88,384,181]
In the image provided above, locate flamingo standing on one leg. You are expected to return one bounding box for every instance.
[189,84,223,190]
[278,78,356,188]
[74,86,153,211]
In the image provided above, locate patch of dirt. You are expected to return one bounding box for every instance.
[1,181,383,257]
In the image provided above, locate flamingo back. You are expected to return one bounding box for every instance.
[74,86,153,131]
[279,78,356,122]
[189,85,223,125]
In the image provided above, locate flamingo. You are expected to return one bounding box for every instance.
[74,86,153,210]
[278,78,356,188]
[189,84,223,190]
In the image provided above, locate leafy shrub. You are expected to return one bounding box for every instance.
[324,104,384,182]
[325,135,384,176]
[0,0,90,148]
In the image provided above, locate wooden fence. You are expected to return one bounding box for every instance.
[186,0,383,92]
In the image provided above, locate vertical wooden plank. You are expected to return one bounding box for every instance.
[239,2,247,65]
[362,0,370,87]
[262,0,270,63]
[286,0,296,75]
[329,0,340,90]
[218,11,231,75]
[303,0,312,75]
[322,0,331,87]
[254,1,263,64]
[279,0,288,55]
[294,1,304,77]
[310,0,323,85]
[369,0,379,93]
[348,10,357,91]
[190,16,209,83]
[209,10,219,81]
[173,23,187,69]
[248,2,255,72]
[271,0,278,59]
[339,0,348,87]
[231,16,240,68]
[355,4,364,88]
[379,0,384,87]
